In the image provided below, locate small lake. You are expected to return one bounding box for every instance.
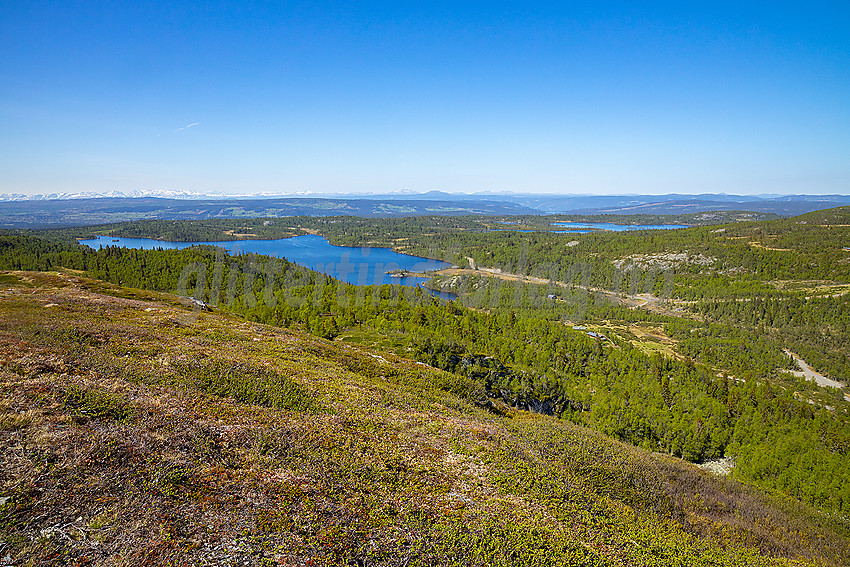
[550,222,690,231]
[492,228,594,234]
[79,235,456,300]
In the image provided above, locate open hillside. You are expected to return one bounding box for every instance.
[2,209,850,529]
[1,272,849,566]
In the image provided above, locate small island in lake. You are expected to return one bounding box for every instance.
[385,268,427,278]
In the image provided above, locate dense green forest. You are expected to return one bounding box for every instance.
[14,210,774,244]
[2,216,850,522]
[8,209,850,392]
[297,209,850,384]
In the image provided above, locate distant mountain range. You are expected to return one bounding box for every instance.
[0,197,539,228]
[0,190,258,202]
[368,190,850,216]
[0,191,848,227]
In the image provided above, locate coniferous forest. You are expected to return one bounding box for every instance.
[2,207,849,522]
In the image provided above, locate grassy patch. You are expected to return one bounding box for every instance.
[337,326,414,358]
[0,409,36,430]
[177,360,317,412]
[0,273,29,287]
[62,385,135,422]
[770,280,850,296]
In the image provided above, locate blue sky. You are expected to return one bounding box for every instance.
[1,1,848,196]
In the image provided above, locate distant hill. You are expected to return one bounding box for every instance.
[1,193,848,227]
[0,197,538,227]
[492,194,850,215]
[351,192,850,216]
[791,205,850,225]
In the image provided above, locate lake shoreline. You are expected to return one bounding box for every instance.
[78,234,456,299]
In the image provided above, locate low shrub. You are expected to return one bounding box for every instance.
[62,385,134,422]
[178,361,316,412]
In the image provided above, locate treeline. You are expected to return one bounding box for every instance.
[11,218,305,244]
[284,213,850,383]
[696,295,850,383]
[286,213,850,284]
[21,210,850,286]
[2,233,850,518]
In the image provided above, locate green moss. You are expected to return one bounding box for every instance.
[0,273,29,287]
[62,385,135,422]
[177,360,317,412]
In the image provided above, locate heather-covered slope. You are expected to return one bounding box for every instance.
[0,272,847,566]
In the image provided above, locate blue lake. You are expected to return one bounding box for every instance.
[492,229,594,234]
[79,235,456,299]
[550,222,690,231]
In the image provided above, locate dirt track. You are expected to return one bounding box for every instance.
[430,267,695,318]
[784,349,850,401]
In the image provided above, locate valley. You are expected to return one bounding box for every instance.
[1,207,850,564]
[6,2,848,564]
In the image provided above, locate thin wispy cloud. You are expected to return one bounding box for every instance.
[175,122,200,132]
